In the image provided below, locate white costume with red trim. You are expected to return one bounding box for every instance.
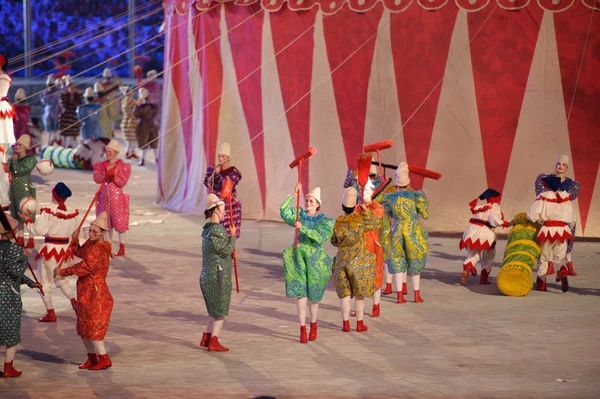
[526,190,574,277]
[26,203,80,295]
[460,202,509,272]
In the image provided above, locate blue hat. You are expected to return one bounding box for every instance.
[479,188,501,201]
[53,182,72,200]
[542,175,561,192]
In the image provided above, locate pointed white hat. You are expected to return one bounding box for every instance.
[17,134,31,149]
[15,88,26,102]
[394,162,410,187]
[92,211,109,231]
[218,143,231,158]
[139,87,149,99]
[102,68,112,78]
[84,87,95,98]
[342,187,358,208]
[556,154,569,167]
[206,193,224,211]
[106,140,120,154]
[305,187,321,205]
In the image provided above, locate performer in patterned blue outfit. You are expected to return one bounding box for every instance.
[534,154,579,276]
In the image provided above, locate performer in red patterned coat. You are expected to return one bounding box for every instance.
[24,182,80,322]
[55,211,114,371]
[93,140,130,256]
[203,143,242,238]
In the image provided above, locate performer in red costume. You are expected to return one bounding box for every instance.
[55,212,114,370]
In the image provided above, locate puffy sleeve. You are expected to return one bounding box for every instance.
[208,225,237,258]
[567,179,580,200]
[229,167,242,187]
[280,195,297,226]
[300,217,334,245]
[93,161,107,184]
[70,239,86,258]
[60,245,107,278]
[6,244,34,287]
[526,196,543,224]
[20,155,37,174]
[26,208,52,236]
[362,209,381,232]
[488,204,510,228]
[330,220,360,248]
[534,173,547,197]
[382,194,395,218]
[204,165,222,189]
[415,190,429,220]
[113,162,131,188]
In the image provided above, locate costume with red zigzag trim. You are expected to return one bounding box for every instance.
[527,190,575,278]
[0,73,16,145]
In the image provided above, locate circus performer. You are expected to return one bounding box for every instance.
[55,211,114,370]
[95,68,121,139]
[534,155,580,277]
[0,212,42,378]
[203,143,242,238]
[8,134,37,248]
[58,76,82,148]
[142,70,160,105]
[119,86,138,159]
[527,175,575,292]
[40,75,61,144]
[331,187,380,333]
[280,184,334,343]
[382,163,429,304]
[93,140,130,257]
[134,87,158,166]
[23,182,79,322]
[200,194,237,352]
[12,89,31,142]
[459,189,511,286]
[0,55,16,152]
[361,179,385,317]
[76,87,102,140]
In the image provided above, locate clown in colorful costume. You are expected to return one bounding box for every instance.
[93,140,130,256]
[24,182,80,322]
[77,87,102,140]
[8,135,37,248]
[203,143,242,238]
[534,154,579,277]
[0,55,16,146]
[459,189,511,286]
[199,194,237,352]
[280,183,334,344]
[331,187,380,333]
[382,162,428,304]
[40,75,61,137]
[57,211,114,370]
[527,175,575,293]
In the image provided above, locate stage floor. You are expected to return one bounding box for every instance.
[2,160,599,399]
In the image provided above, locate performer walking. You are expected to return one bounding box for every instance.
[120,86,138,159]
[203,143,242,238]
[133,88,158,166]
[55,212,114,370]
[93,140,130,256]
[58,76,82,148]
[459,189,511,286]
[8,134,37,248]
[23,182,80,322]
[95,68,121,139]
[40,75,61,144]
[200,194,237,352]
[527,175,575,292]
[0,212,42,378]
[280,183,334,343]
[382,163,429,303]
[534,155,579,277]
[331,187,380,333]
[361,179,385,317]
[77,88,102,140]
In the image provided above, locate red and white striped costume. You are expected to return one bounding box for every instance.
[26,204,80,293]
[460,202,509,273]
[526,190,574,277]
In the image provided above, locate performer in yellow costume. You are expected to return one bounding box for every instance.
[382,162,429,303]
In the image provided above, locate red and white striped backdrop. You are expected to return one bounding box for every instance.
[158,0,600,237]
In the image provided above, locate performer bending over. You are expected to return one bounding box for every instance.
[200,194,237,352]
[459,189,511,286]
[55,212,114,370]
[280,183,334,343]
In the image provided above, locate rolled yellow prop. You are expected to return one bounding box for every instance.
[496,213,541,297]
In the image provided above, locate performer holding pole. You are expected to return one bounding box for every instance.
[220,179,239,293]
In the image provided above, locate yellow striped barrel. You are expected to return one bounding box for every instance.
[496,213,541,297]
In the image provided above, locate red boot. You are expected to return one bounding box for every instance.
[382,283,393,295]
[89,354,112,370]
[309,322,317,341]
[567,261,577,276]
[397,292,407,304]
[39,309,57,322]
[535,277,547,291]
[25,237,35,248]
[299,326,308,344]
[207,336,229,352]
[342,320,350,332]
[414,290,424,303]
[556,266,569,293]
[116,243,125,257]
[546,261,555,275]
[79,353,98,370]
[70,298,78,314]
[200,332,212,347]
[480,268,491,285]
[16,236,24,246]
[370,304,380,317]
[356,320,368,332]
[2,361,22,378]
[402,282,407,295]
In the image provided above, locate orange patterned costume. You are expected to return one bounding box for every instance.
[59,240,114,340]
[364,201,385,290]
